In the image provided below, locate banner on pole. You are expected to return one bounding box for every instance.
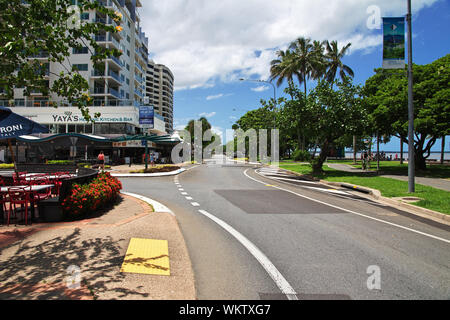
[382,17,405,69]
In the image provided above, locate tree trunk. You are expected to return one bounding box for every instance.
[441,136,446,165]
[415,150,427,171]
[312,142,329,174]
[400,138,404,164]
[377,134,380,172]
[353,135,357,164]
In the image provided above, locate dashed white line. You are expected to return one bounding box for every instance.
[181,192,188,195]
[185,197,193,200]
[191,202,200,207]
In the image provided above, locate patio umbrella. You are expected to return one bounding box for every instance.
[0,107,49,170]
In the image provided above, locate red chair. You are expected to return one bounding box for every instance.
[13,172,29,186]
[32,178,52,201]
[7,187,31,226]
[53,172,71,196]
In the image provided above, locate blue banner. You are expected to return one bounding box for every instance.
[139,106,154,128]
[383,17,405,69]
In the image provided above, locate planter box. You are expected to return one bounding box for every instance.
[38,198,64,222]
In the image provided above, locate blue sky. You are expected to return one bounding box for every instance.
[140,0,449,152]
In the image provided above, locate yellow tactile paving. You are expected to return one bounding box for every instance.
[120,238,170,276]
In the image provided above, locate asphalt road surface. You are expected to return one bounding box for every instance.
[120,156,450,300]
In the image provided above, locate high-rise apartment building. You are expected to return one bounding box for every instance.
[1,0,152,135]
[146,61,174,133]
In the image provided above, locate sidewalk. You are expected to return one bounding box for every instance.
[0,194,196,300]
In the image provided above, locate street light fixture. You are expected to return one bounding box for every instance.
[239,78,277,129]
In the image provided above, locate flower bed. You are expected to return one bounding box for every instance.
[129,165,181,174]
[61,172,122,219]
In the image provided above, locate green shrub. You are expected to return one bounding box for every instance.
[292,149,311,162]
[47,160,75,165]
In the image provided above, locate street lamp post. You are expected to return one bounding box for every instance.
[239,78,277,129]
[407,0,415,193]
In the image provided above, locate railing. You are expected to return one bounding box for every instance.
[135,62,143,73]
[3,99,139,108]
[109,55,123,67]
[108,88,120,98]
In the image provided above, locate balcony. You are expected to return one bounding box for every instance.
[95,34,120,49]
[108,55,123,69]
[135,62,144,74]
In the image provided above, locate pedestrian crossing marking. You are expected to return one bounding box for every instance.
[120,238,170,276]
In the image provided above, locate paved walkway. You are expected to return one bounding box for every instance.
[380,175,450,192]
[0,195,195,300]
[326,163,367,173]
[326,163,450,192]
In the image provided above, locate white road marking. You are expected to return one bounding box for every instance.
[179,188,185,191]
[303,186,349,195]
[197,209,298,300]
[121,192,175,216]
[181,192,188,195]
[191,202,200,207]
[244,169,450,244]
[267,176,319,185]
[185,197,193,200]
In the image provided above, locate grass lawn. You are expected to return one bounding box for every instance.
[279,163,450,215]
[346,161,450,179]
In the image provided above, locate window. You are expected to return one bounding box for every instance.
[127,50,130,57]
[126,64,130,71]
[81,12,89,20]
[73,47,88,54]
[73,64,88,71]
[126,78,130,85]
[127,35,131,43]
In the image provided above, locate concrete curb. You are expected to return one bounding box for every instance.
[120,191,175,216]
[111,168,186,178]
[267,164,450,226]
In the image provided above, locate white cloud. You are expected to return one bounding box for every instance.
[199,112,217,118]
[140,0,438,90]
[206,94,224,101]
[251,85,270,92]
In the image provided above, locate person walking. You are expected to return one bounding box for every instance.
[150,152,155,167]
[97,151,105,171]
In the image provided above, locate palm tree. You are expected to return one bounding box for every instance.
[288,37,317,97]
[311,40,327,80]
[269,49,299,88]
[324,40,354,87]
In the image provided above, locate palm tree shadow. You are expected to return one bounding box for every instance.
[0,229,149,300]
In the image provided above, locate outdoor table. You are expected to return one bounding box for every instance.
[25,174,75,181]
[0,185,54,224]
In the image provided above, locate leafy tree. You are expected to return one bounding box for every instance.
[363,54,450,170]
[308,77,367,173]
[0,0,123,121]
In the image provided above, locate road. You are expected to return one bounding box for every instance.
[120,156,450,300]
